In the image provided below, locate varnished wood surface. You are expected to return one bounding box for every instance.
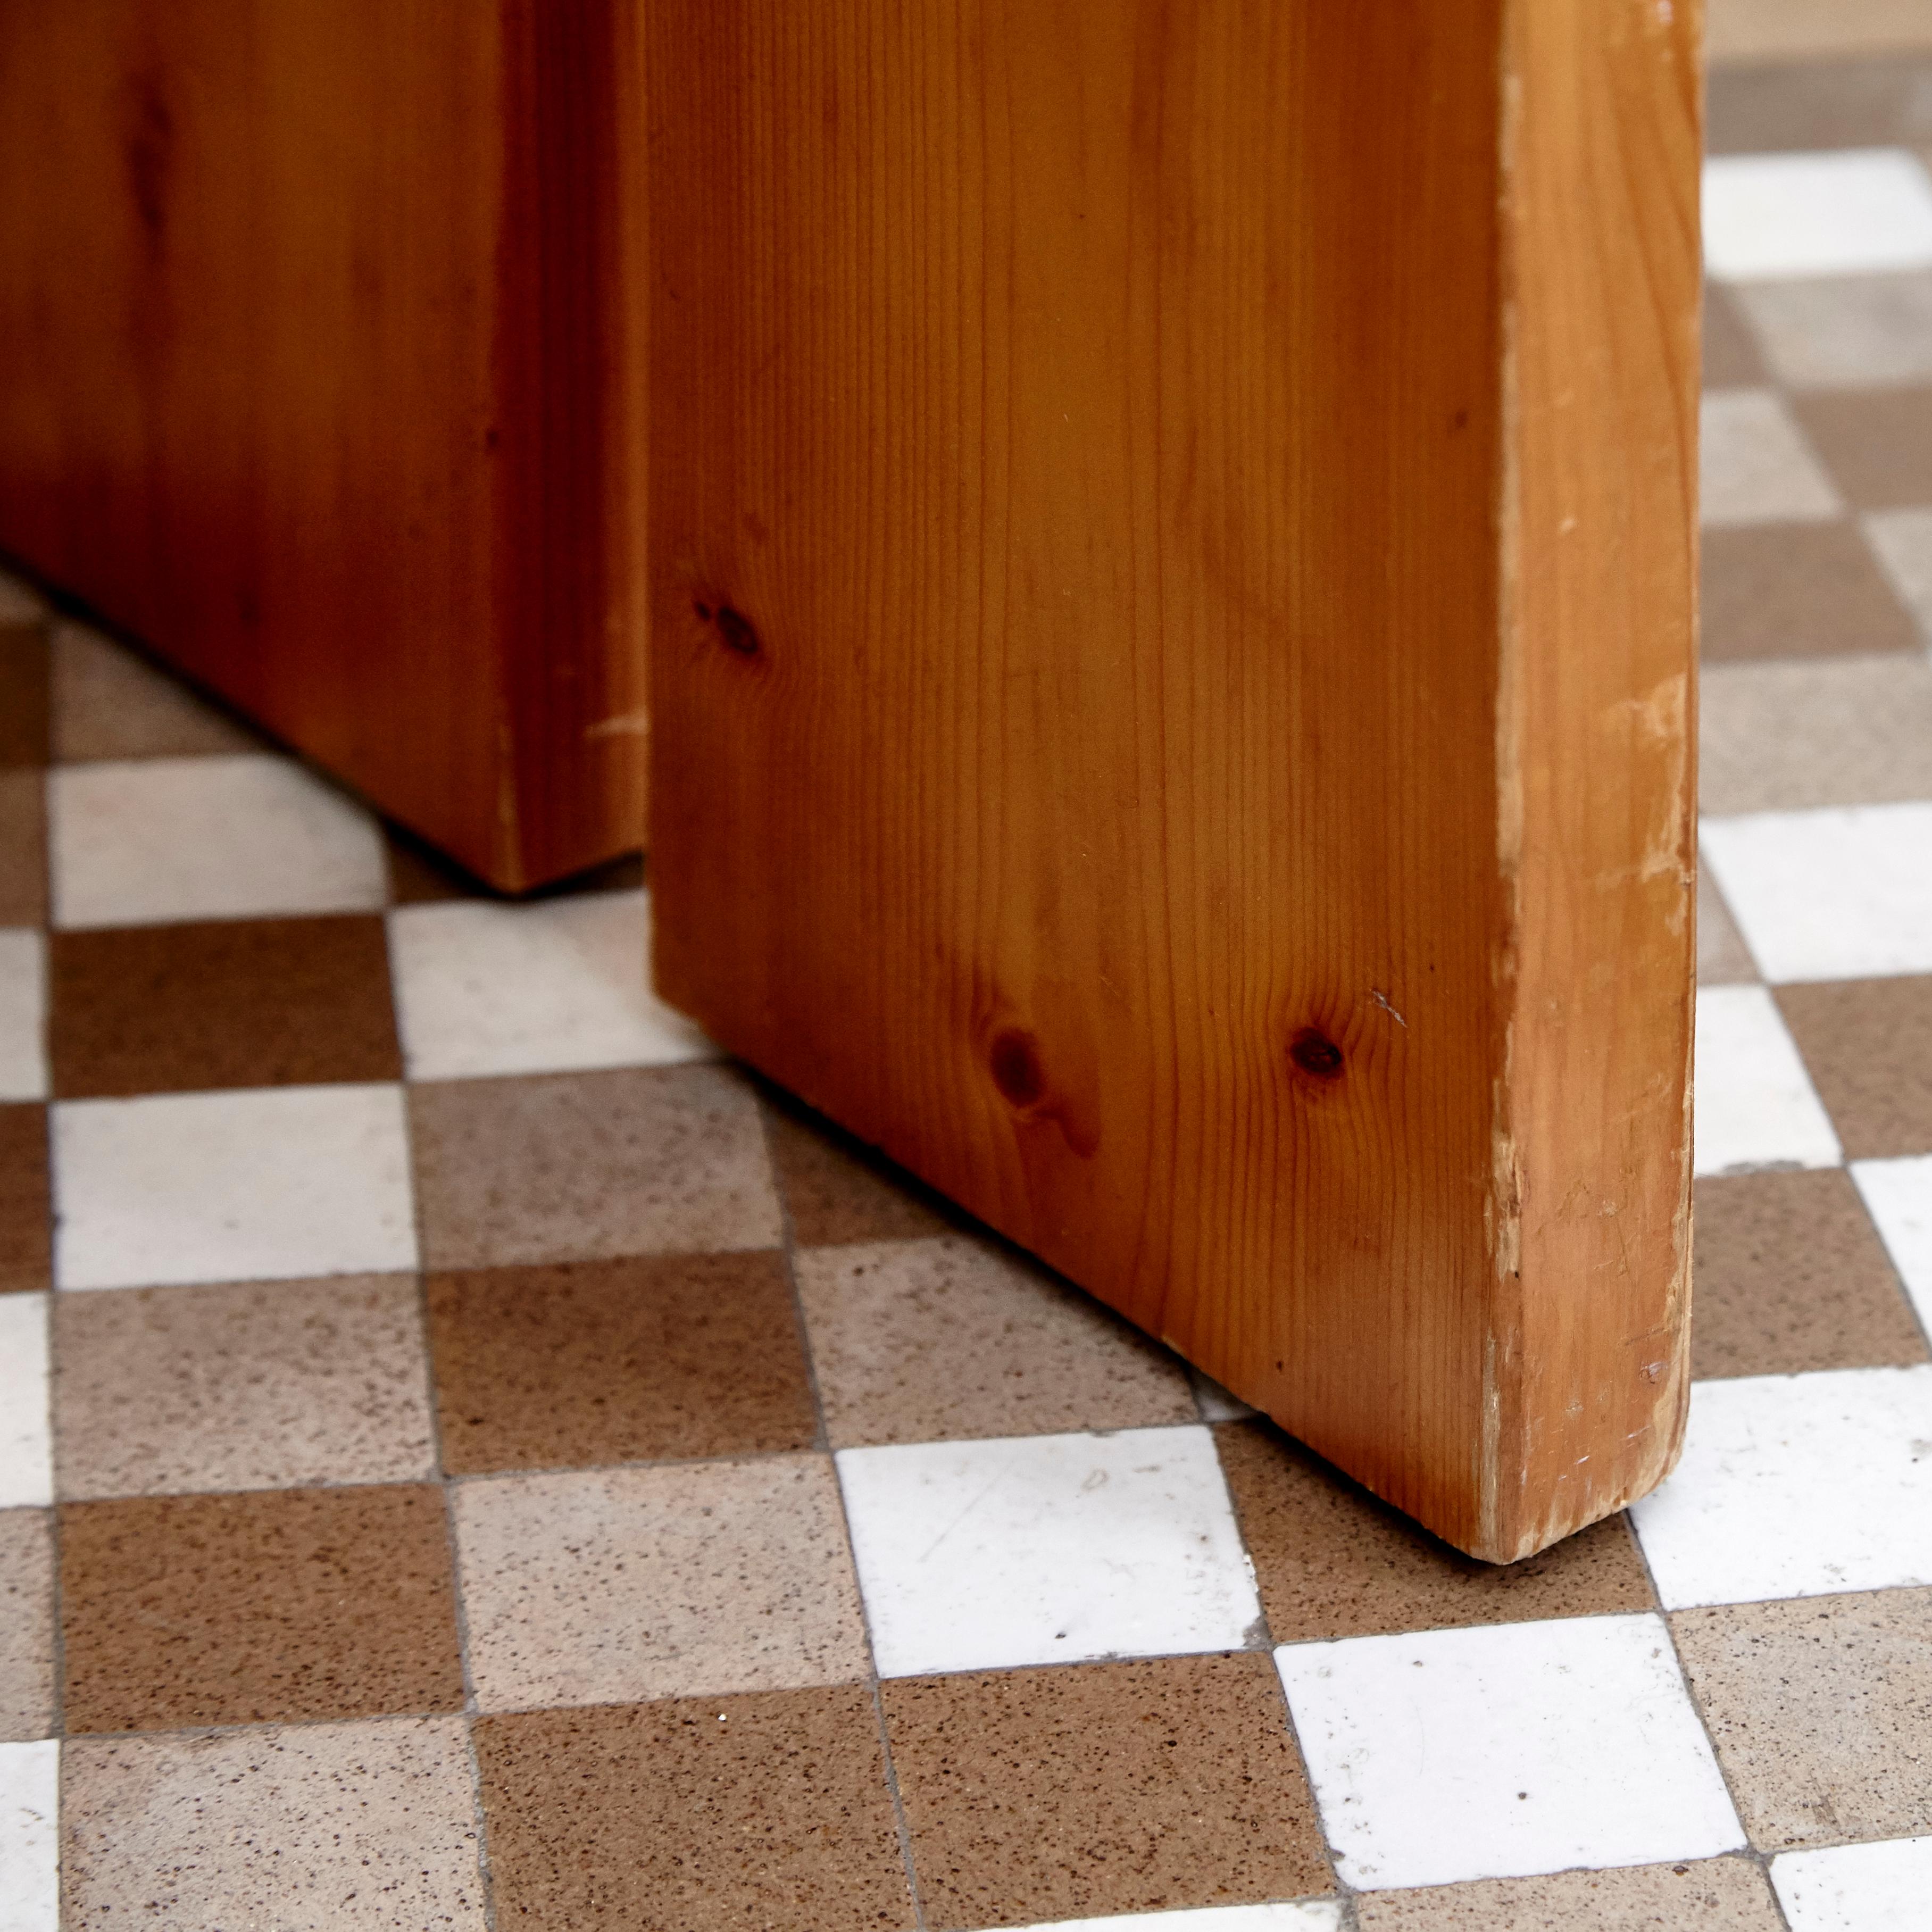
[0,0,646,889]
[647,0,1699,1559]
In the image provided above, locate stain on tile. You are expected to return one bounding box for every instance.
[1704,284,1770,389]
[60,1484,463,1730]
[0,1106,49,1293]
[1793,386,1932,507]
[63,1718,487,1928]
[1777,975,1932,1157]
[474,1688,912,1931]
[453,1456,868,1710]
[0,771,44,927]
[1217,1419,1656,1642]
[1700,871,1760,986]
[1354,1855,1784,1929]
[763,1083,959,1246]
[0,623,48,770]
[409,1063,781,1269]
[885,1654,1330,1928]
[48,914,401,1097]
[1701,522,1919,662]
[0,1509,54,1741]
[51,620,263,762]
[797,1235,1195,1447]
[53,1275,436,1498]
[1692,1170,1928,1378]
[427,1251,814,1473]
[1673,1589,1932,1850]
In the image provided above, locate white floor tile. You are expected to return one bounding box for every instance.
[389,890,714,1080]
[837,1426,1259,1677]
[48,754,387,929]
[1699,390,1841,528]
[1850,1156,1932,1338]
[1275,1615,1743,1892]
[0,932,45,1103]
[1704,149,1932,281]
[0,1739,58,1932]
[1701,805,1932,984]
[53,1085,418,1290]
[0,1297,50,1510]
[996,1909,1340,1932]
[1693,986,1841,1177]
[1630,1367,1932,1609]
[1772,1835,1932,1932]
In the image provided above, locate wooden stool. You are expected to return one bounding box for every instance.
[643,0,1702,1560]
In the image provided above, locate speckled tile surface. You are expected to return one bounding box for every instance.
[58,1484,464,1730]
[1218,1422,1657,1643]
[1673,1591,1932,1851]
[424,1251,816,1471]
[474,1689,913,1931]
[52,1275,436,1497]
[882,1655,1331,1929]
[9,41,1932,1929]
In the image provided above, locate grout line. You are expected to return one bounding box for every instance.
[754,1097,929,1932]
[1203,1422,1356,1927]
[399,1043,500,1932]
[1622,1500,1796,1931]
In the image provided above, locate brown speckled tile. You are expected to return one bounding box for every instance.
[426,1251,814,1473]
[50,620,263,761]
[1704,284,1769,390]
[0,622,48,769]
[796,1235,1195,1447]
[1701,522,1919,661]
[884,1654,1331,1928]
[1700,871,1760,985]
[0,770,45,926]
[1795,386,1932,507]
[48,914,400,1097]
[410,1064,781,1269]
[1707,54,1932,153]
[764,1085,959,1246]
[52,1275,436,1499]
[60,1484,463,1731]
[1673,1589,1932,1851]
[0,1105,49,1293]
[1354,1856,1784,1930]
[64,1718,487,1928]
[0,1507,54,1741]
[1777,976,1932,1158]
[474,1688,913,1931]
[1692,1170,1928,1378]
[1217,1419,1655,1640]
[452,1456,868,1711]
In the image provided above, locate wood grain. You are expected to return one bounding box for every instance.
[0,0,646,889]
[646,0,1699,1558]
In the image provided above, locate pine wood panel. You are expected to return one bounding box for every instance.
[646,0,1699,1559]
[0,0,646,889]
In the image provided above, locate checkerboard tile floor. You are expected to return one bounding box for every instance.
[4,49,1932,1932]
